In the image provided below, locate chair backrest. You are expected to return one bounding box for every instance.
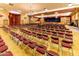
[63,39,73,43]
[51,36,58,40]
[0,51,13,56]
[58,32,65,35]
[0,42,5,47]
[66,31,72,33]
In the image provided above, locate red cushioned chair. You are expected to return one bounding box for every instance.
[40,34,49,46]
[27,41,37,56]
[45,30,52,35]
[52,32,57,37]
[58,32,65,38]
[0,42,5,47]
[32,32,37,37]
[61,40,73,56]
[55,29,60,32]
[22,39,34,54]
[66,30,72,33]
[65,28,69,30]
[34,33,48,46]
[20,29,33,40]
[59,30,65,32]
[20,29,28,36]
[35,45,47,56]
[42,34,49,41]
[17,36,26,48]
[65,33,73,39]
[11,33,20,45]
[0,39,3,42]
[20,29,26,35]
[0,51,13,56]
[37,33,42,39]
[23,39,30,45]
[0,45,8,53]
[50,36,60,53]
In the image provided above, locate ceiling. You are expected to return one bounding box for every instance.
[0,3,78,16]
[0,3,71,15]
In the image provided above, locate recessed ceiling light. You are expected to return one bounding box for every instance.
[68,3,73,6]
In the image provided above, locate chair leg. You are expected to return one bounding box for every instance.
[32,48,36,56]
[60,47,63,56]
[69,48,74,56]
[33,48,37,56]
[71,49,74,56]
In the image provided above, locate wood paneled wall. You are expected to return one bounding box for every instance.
[8,13,21,26]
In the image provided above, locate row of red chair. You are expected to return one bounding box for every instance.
[20,29,49,41]
[20,28,73,43]
[19,28,73,56]
[0,37,13,56]
[18,24,73,56]
[8,30,59,56]
[3,24,73,56]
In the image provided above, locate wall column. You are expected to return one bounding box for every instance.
[28,16,31,24]
[40,14,44,25]
[75,8,79,27]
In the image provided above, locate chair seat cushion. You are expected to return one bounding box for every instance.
[51,39,59,44]
[65,34,73,36]
[65,36,72,39]
[23,40,29,45]
[42,36,48,41]
[0,45,8,53]
[28,43,36,49]
[0,42,5,47]
[47,50,59,56]
[62,42,72,48]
